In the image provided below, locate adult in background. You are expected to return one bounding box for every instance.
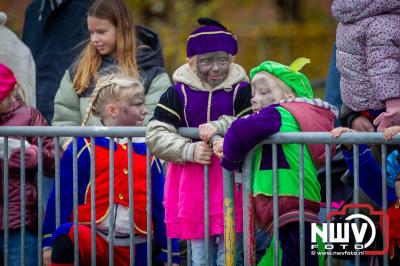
[23,0,92,123]
[0,11,36,107]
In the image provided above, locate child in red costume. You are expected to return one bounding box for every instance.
[42,74,179,265]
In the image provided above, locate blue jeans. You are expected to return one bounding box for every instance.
[191,235,225,266]
[0,230,38,266]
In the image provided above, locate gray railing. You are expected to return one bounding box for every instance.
[1,127,397,266]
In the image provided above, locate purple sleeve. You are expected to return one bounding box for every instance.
[221,105,282,170]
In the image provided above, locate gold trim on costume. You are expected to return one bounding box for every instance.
[180,84,189,127]
[235,107,252,118]
[77,139,91,159]
[187,31,237,41]
[152,158,162,174]
[232,83,240,116]
[157,103,181,121]
[207,91,213,122]
[134,223,148,234]
[80,207,110,225]
[84,181,91,204]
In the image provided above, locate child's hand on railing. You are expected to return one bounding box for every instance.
[193,141,213,165]
[331,127,355,138]
[43,248,51,266]
[331,127,356,150]
[199,123,218,142]
[383,125,400,141]
[212,138,224,158]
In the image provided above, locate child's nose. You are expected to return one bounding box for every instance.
[211,61,219,71]
[142,106,148,115]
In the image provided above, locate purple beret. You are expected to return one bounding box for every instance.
[186,25,238,58]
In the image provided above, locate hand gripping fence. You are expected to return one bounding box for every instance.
[0,126,397,266]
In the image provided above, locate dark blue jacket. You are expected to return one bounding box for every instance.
[22,0,92,123]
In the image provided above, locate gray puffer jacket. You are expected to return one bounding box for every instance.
[332,0,400,112]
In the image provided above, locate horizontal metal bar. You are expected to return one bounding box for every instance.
[0,127,399,145]
[0,126,147,137]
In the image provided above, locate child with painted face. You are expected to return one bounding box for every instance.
[146,18,252,265]
[200,59,338,266]
[43,74,179,266]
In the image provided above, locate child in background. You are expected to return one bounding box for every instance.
[42,74,179,266]
[205,59,336,266]
[332,126,400,263]
[52,0,170,147]
[0,63,55,266]
[332,0,400,132]
[146,18,252,265]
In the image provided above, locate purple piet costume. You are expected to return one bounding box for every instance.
[147,19,252,239]
[186,25,238,58]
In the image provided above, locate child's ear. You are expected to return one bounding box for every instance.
[231,55,236,63]
[187,57,197,73]
[105,103,119,118]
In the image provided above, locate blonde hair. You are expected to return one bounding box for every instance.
[0,83,26,110]
[252,71,295,97]
[73,0,138,94]
[82,74,144,126]
[62,74,143,150]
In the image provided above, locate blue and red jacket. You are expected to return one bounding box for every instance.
[43,137,179,263]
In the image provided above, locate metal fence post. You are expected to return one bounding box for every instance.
[242,148,257,265]
[127,138,135,266]
[146,148,152,266]
[223,168,236,266]
[3,137,9,266]
[90,137,96,266]
[381,145,389,266]
[72,138,79,266]
[108,139,115,266]
[20,138,26,265]
[353,145,360,266]
[55,137,61,228]
[299,144,305,266]
[325,144,332,266]
[38,137,43,266]
[272,144,279,266]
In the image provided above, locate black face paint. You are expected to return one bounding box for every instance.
[196,51,231,88]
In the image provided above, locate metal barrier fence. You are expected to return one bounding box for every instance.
[0,127,397,266]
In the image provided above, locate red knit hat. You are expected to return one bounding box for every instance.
[0,63,16,101]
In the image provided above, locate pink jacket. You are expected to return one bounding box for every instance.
[0,96,55,230]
